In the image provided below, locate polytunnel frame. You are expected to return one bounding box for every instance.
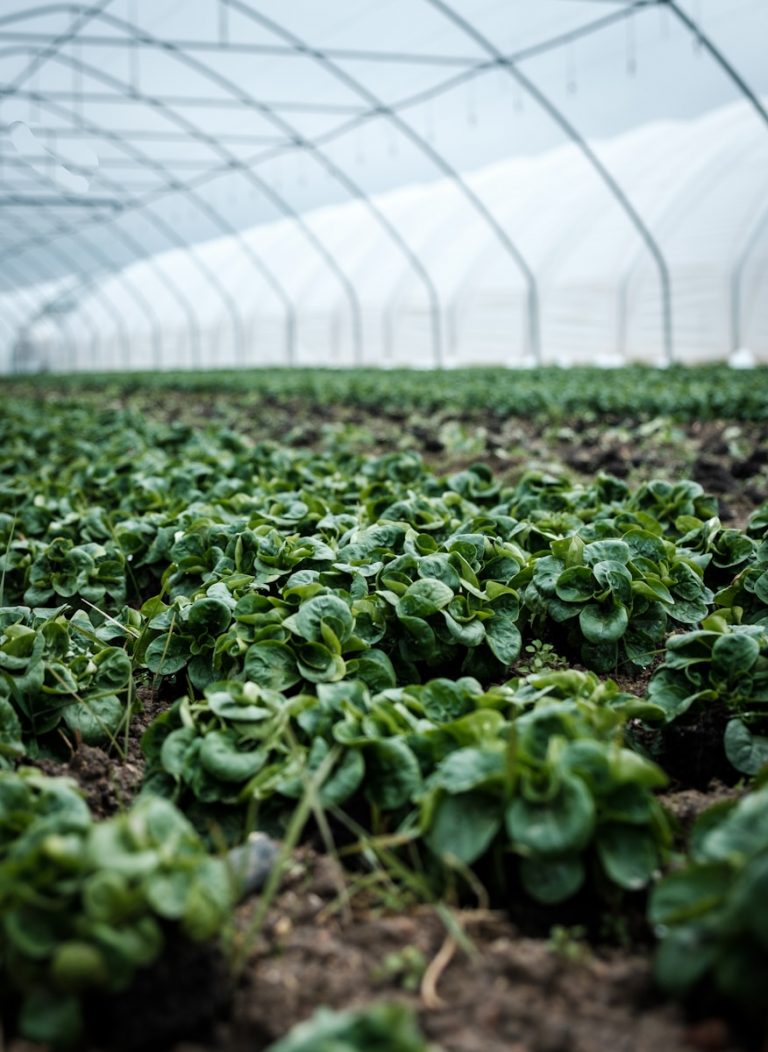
[0,42,255,368]
[0,43,299,368]
[70,4,445,370]
[1,0,766,370]
[1,1,619,369]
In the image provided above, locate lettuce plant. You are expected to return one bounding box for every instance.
[523,532,713,671]
[647,623,768,776]
[0,769,234,1046]
[649,782,768,1017]
[0,606,132,752]
[142,670,670,903]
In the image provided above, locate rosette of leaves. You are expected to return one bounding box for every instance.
[523,531,713,672]
[140,680,305,810]
[23,537,127,610]
[649,783,768,1017]
[138,587,238,689]
[646,623,768,776]
[0,769,235,1047]
[372,535,525,680]
[676,516,756,588]
[714,537,768,626]
[422,694,670,903]
[0,606,132,750]
[625,479,718,535]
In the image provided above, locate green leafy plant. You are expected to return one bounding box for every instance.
[646,622,768,776]
[0,606,132,753]
[649,782,768,1019]
[0,768,235,1046]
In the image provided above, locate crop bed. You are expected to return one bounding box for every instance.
[1,367,768,1052]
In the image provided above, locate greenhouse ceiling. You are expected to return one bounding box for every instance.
[1,0,767,371]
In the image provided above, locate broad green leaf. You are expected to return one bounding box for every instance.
[396,578,453,619]
[519,856,585,904]
[724,718,768,776]
[426,791,501,864]
[364,739,421,810]
[579,601,629,644]
[506,775,595,857]
[596,824,658,889]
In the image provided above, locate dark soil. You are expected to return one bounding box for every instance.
[136,850,741,1052]
[26,685,163,817]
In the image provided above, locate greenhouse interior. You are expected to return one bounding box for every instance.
[2,3,768,1051]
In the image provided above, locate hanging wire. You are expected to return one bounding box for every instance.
[425,96,436,143]
[219,0,229,46]
[566,39,578,94]
[466,76,478,126]
[626,9,637,77]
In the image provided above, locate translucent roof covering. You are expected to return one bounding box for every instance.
[1,1,768,371]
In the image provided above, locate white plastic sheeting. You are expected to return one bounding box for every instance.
[6,95,768,372]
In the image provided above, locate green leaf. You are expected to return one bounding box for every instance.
[579,601,629,644]
[364,739,421,810]
[649,862,732,926]
[431,747,505,793]
[187,597,232,636]
[396,578,453,619]
[61,694,124,745]
[724,718,768,776]
[519,856,585,904]
[0,695,25,760]
[319,748,365,807]
[711,631,760,677]
[596,824,658,889]
[506,775,595,857]
[199,730,266,783]
[51,941,109,991]
[19,990,82,1046]
[654,929,718,997]
[144,632,189,675]
[486,610,522,665]
[426,791,501,864]
[286,595,354,643]
[244,641,300,691]
[555,566,595,603]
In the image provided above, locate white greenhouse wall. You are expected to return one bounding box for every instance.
[3,96,768,373]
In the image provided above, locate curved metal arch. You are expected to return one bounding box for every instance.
[0,49,269,364]
[8,150,168,367]
[52,7,362,367]
[220,0,542,366]
[88,5,443,368]
[661,0,768,357]
[162,3,656,197]
[1,15,354,370]
[0,1,654,373]
[6,0,112,92]
[616,120,753,359]
[666,1,768,131]
[0,98,238,372]
[425,0,674,365]
[0,263,78,372]
[0,75,205,367]
[3,234,103,371]
[1,161,136,366]
[731,202,768,352]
